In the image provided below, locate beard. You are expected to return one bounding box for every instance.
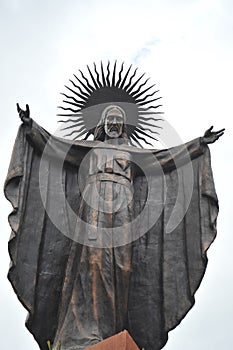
[106,123,123,138]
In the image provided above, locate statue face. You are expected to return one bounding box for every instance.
[104,111,124,139]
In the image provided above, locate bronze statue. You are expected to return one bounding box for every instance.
[5,62,224,350]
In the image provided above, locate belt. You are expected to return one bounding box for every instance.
[87,173,132,189]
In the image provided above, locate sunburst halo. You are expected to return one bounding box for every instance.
[57,61,163,147]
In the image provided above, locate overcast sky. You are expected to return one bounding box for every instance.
[0,0,233,349]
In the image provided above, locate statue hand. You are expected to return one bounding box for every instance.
[203,126,225,144]
[17,103,31,125]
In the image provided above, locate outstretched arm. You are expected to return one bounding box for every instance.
[134,126,225,176]
[151,126,225,172]
[202,126,225,144]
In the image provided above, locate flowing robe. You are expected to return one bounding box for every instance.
[4,121,218,350]
[53,148,134,349]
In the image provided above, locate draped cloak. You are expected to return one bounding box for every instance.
[4,121,218,350]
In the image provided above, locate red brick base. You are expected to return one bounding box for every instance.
[86,330,140,350]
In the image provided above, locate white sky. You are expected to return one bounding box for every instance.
[0,0,232,349]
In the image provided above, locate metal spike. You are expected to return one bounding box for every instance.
[124,67,138,91]
[138,105,163,111]
[56,113,83,117]
[73,128,90,140]
[112,60,117,86]
[126,73,145,94]
[133,131,155,146]
[138,111,164,116]
[64,126,87,137]
[62,100,85,109]
[101,61,106,87]
[70,78,90,98]
[64,83,88,100]
[135,91,160,104]
[87,65,99,89]
[133,85,157,100]
[61,122,85,131]
[79,70,95,92]
[65,83,88,101]
[138,120,162,129]
[58,117,83,123]
[136,125,160,135]
[119,64,132,89]
[130,78,150,97]
[116,62,124,87]
[138,97,162,107]
[106,61,111,86]
[57,106,81,113]
[94,63,102,87]
[73,74,93,95]
[130,133,143,148]
[135,128,158,141]
[61,93,85,106]
[138,116,163,122]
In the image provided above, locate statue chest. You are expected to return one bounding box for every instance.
[89,148,132,181]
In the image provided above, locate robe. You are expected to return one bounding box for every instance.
[4,121,218,350]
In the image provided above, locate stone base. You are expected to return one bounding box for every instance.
[86,330,140,350]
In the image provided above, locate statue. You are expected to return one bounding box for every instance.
[5,62,224,350]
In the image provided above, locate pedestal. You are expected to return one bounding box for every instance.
[86,330,140,350]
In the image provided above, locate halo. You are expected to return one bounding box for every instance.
[57,61,163,147]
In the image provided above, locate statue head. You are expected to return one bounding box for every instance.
[104,106,125,139]
[94,105,128,142]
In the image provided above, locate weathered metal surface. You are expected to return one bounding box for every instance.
[4,105,222,350]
